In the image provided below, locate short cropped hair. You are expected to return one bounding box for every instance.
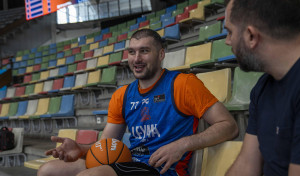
[226,0,300,39]
[130,29,165,50]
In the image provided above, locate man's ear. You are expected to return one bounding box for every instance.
[245,26,260,49]
[159,48,165,62]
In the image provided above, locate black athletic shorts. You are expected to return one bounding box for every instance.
[109,162,160,176]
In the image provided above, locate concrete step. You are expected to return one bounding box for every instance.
[23,137,55,161]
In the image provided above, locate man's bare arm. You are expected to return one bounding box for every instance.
[226,133,264,176]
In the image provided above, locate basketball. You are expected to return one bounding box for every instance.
[86,138,132,168]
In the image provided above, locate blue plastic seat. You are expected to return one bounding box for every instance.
[49,48,57,54]
[35,52,42,57]
[50,43,56,49]
[130,23,139,31]
[34,58,42,64]
[114,41,126,52]
[101,28,110,34]
[31,48,37,53]
[48,60,57,68]
[78,37,86,46]
[99,39,108,47]
[166,5,177,13]
[66,55,75,64]
[13,101,28,117]
[56,52,64,59]
[92,110,108,115]
[94,35,103,42]
[0,88,7,100]
[13,62,20,69]
[50,94,75,117]
[20,61,27,67]
[162,17,175,27]
[61,75,75,90]
[18,68,26,75]
[163,24,180,40]
[160,12,172,21]
[58,66,68,76]
[137,16,146,23]
[22,54,29,60]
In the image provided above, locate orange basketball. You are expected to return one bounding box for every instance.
[86,138,132,168]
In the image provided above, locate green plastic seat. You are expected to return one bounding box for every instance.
[40,62,49,70]
[67,64,77,73]
[118,22,127,30]
[75,53,84,62]
[121,26,130,34]
[86,33,94,39]
[25,84,35,95]
[71,38,78,43]
[150,16,160,24]
[110,25,118,32]
[64,50,72,57]
[42,50,49,56]
[189,0,200,5]
[49,54,56,61]
[31,73,41,82]
[109,51,122,64]
[100,66,117,84]
[27,59,34,66]
[172,8,184,17]
[56,46,64,52]
[150,21,162,30]
[40,96,62,117]
[29,53,35,59]
[224,67,263,111]
[81,44,90,53]
[127,19,136,27]
[211,38,234,60]
[156,9,166,17]
[127,31,135,39]
[42,56,50,63]
[108,36,117,45]
[7,102,18,117]
[177,1,189,10]
[16,51,24,57]
[185,21,222,46]
[145,12,156,20]
[57,42,64,48]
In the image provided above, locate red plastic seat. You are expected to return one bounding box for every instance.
[103,33,112,40]
[76,130,99,145]
[64,44,71,50]
[139,20,150,28]
[176,11,189,23]
[122,50,129,60]
[117,33,128,42]
[76,60,87,71]
[52,78,64,90]
[23,75,32,83]
[2,58,9,65]
[15,86,26,97]
[84,50,94,59]
[33,64,41,72]
[72,47,81,55]
[184,3,198,13]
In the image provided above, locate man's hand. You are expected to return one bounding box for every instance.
[148,140,186,174]
[45,136,84,162]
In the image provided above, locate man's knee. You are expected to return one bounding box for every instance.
[77,165,117,176]
[38,159,86,176]
[37,161,57,176]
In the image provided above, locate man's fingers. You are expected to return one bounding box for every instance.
[160,162,172,174]
[51,136,65,143]
[45,148,56,156]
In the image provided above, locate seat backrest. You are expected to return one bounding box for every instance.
[87,70,101,84]
[57,94,75,115]
[7,102,19,116]
[114,41,126,51]
[61,76,75,90]
[200,141,242,176]
[74,73,88,87]
[56,129,78,147]
[86,58,98,69]
[23,99,38,116]
[185,42,212,65]
[84,50,94,59]
[0,103,9,116]
[90,42,99,50]
[76,60,87,71]
[23,74,32,83]
[15,101,28,116]
[52,78,64,90]
[34,98,50,116]
[66,56,75,64]
[31,72,41,82]
[25,84,35,95]
[93,48,103,57]
[211,38,234,60]
[199,21,221,42]
[75,53,84,62]
[40,70,50,80]
[109,51,122,64]
[97,55,110,67]
[76,130,99,145]
[15,86,26,97]
[43,80,54,92]
[49,68,59,77]
[101,66,117,84]
[196,68,231,102]
[103,45,114,55]
[230,67,263,104]
[47,96,62,114]
[58,66,68,76]
[34,82,44,94]
[67,63,77,73]
[6,87,16,98]
[163,48,186,69]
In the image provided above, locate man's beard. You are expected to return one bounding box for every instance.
[131,63,160,80]
[235,37,264,72]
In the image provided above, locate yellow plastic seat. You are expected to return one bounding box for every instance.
[33,82,44,95]
[71,42,78,48]
[103,45,114,54]
[180,1,211,24]
[16,56,22,62]
[169,42,212,71]
[40,70,50,80]
[157,28,165,37]
[200,141,242,176]
[0,103,10,117]
[196,68,231,102]
[90,42,99,50]
[29,98,50,118]
[57,58,66,66]
[86,38,94,44]
[97,55,109,68]
[85,69,102,87]
[24,129,78,170]
[26,66,33,73]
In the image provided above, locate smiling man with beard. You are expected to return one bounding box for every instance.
[224,0,300,176]
[38,29,238,176]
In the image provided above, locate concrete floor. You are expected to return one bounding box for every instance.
[0,166,37,176]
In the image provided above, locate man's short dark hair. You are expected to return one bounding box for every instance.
[226,0,300,39]
[130,29,165,50]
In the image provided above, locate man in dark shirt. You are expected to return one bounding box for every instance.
[224,0,300,175]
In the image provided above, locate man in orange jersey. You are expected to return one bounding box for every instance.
[38,29,238,176]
